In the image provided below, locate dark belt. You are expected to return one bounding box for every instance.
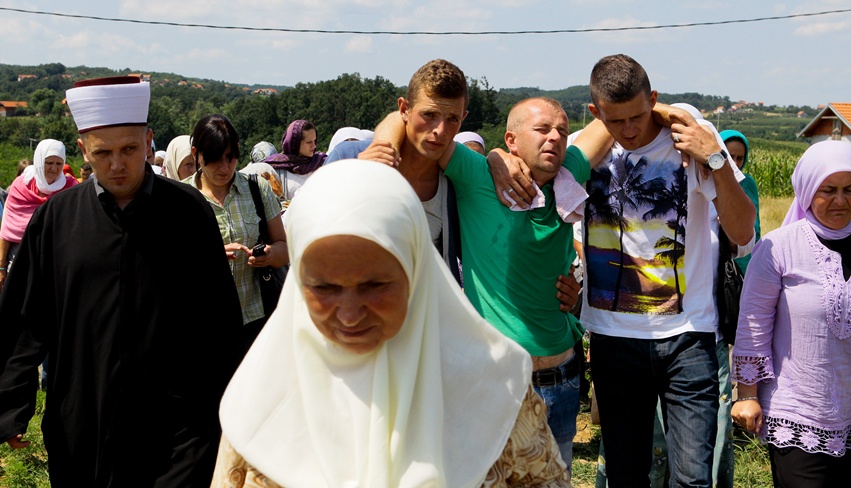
[532,355,580,387]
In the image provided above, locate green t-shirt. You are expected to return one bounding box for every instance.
[444,143,590,356]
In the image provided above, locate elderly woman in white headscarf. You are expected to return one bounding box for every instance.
[163,135,195,181]
[212,160,571,488]
[0,139,77,291]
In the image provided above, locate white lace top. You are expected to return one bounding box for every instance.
[732,219,851,457]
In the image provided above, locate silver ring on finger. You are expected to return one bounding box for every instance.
[508,188,515,193]
[673,133,680,143]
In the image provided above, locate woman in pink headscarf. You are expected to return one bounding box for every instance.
[264,120,326,205]
[732,140,851,487]
[0,139,77,291]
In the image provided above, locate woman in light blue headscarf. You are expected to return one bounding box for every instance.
[720,130,761,274]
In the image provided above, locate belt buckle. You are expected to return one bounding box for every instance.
[534,369,558,387]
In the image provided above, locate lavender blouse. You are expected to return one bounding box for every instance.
[732,219,851,456]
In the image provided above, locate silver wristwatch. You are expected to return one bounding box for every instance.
[706,150,727,171]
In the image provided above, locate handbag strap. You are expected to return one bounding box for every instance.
[717,225,734,265]
[247,174,270,244]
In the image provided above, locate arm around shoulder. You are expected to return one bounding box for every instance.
[571,119,613,168]
[372,111,406,156]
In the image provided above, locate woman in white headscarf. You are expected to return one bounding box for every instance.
[0,139,76,291]
[163,135,195,181]
[212,160,571,488]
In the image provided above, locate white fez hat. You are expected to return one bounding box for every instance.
[66,76,150,133]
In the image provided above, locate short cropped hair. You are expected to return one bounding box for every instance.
[406,59,468,109]
[506,97,566,133]
[191,114,241,165]
[589,54,652,105]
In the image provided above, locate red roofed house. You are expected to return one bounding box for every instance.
[17,74,37,82]
[798,102,851,144]
[0,101,28,117]
[253,88,278,96]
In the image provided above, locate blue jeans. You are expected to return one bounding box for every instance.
[591,332,719,488]
[595,340,734,488]
[532,354,581,476]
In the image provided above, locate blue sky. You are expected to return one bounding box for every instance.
[1,0,849,107]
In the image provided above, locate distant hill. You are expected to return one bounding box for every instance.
[1,62,819,115]
[0,62,289,101]
[0,61,815,171]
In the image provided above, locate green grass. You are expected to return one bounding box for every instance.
[760,196,795,235]
[569,418,773,487]
[732,430,774,487]
[0,144,31,190]
[0,391,50,488]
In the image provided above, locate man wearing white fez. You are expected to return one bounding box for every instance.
[0,76,243,487]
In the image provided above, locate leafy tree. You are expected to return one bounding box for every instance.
[462,77,500,132]
[0,117,42,148]
[40,117,79,156]
[186,99,220,132]
[148,95,192,150]
[224,95,283,163]
[29,88,61,117]
[41,63,67,76]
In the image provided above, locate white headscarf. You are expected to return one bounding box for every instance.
[251,141,278,164]
[164,135,192,181]
[327,126,368,154]
[23,139,67,194]
[453,131,485,149]
[220,160,532,488]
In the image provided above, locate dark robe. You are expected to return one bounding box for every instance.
[0,170,244,487]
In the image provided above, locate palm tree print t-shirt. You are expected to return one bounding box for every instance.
[578,125,744,340]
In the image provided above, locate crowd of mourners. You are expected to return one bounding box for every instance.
[0,55,848,488]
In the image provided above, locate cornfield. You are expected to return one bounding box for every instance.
[744,139,807,198]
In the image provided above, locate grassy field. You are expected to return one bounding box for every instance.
[760,196,795,235]
[0,391,49,487]
[570,411,774,488]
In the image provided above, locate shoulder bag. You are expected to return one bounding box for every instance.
[247,174,286,317]
[717,227,744,345]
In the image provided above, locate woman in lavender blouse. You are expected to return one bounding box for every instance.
[731,140,851,487]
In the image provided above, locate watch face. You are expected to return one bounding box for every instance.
[708,153,725,170]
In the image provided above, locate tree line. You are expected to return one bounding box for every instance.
[1,62,814,164]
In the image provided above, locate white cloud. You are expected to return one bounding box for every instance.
[345,35,374,53]
[52,31,150,57]
[238,35,302,51]
[53,31,94,50]
[793,19,851,35]
[183,47,232,61]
